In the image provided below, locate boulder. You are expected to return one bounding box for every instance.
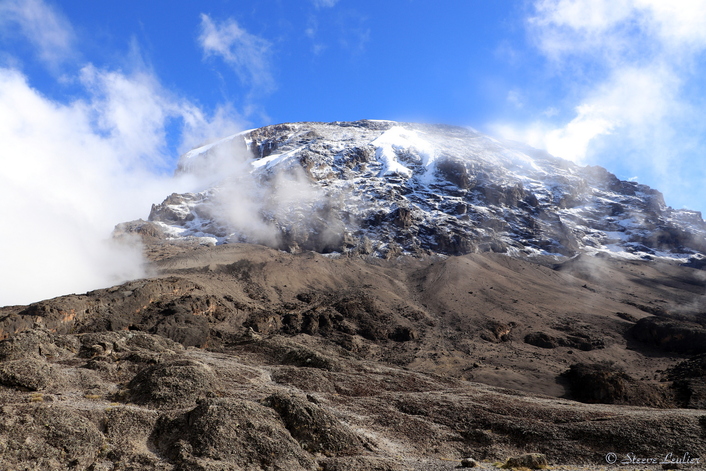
[0,404,104,470]
[0,330,77,361]
[502,453,548,469]
[0,358,59,391]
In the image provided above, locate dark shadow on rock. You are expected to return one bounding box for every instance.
[562,362,671,407]
[667,354,706,409]
[630,317,706,354]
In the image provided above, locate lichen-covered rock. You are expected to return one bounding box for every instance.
[265,392,364,455]
[101,406,164,466]
[126,359,220,409]
[78,331,184,358]
[0,330,78,361]
[0,358,59,391]
[154,398,316,471]
[0,404,104,470]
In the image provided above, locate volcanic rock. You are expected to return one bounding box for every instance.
[502,453,548,469]
[153,397,316,471]
[667,354,706,409]
[129,120,706,263]
[631,317,706,354]
[126,359,220,409]
[562,362,670,407]
[265,392,365,455]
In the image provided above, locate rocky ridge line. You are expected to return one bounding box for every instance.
[120,120,706,263]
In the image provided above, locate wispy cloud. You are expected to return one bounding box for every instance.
[312,0,340,8]
[305,16,327,55]
[0,0,75,70]
[0,63,245,306]
[198,14,275,94]
[0,3,245,305]
[493,0,706,210]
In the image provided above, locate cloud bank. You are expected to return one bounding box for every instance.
[494,0,706,210]
[0,2,244,306]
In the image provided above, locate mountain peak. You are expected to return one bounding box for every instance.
[121,120,706,263]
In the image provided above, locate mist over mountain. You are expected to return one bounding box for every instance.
[121,120,706,264]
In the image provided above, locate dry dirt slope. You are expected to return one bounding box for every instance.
[0,243,705,470]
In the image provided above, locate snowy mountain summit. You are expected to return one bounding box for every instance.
[124,120,706,262]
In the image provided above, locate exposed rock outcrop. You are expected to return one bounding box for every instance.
[562,362,670,407]
[631,317,706,354]
[125,120,706,262]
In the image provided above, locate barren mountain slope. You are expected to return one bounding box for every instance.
[3,243,705,395]
[1,243,706,470]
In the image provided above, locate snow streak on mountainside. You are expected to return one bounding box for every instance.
[121,120,706,262]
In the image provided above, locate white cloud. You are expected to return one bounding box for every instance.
[0,0,75,69]
[312,0,339,8]
[497,0,706,213]
[0,64,244,306]
[505,65,679,163]
[0,2,250,306]
[529,0,706,65]
[179,102,246,152]
[198,14,275,93]
[543,105,615,162]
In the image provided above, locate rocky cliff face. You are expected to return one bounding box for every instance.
[126,120,706,261]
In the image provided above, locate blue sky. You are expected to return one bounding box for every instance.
[2,0,706,304]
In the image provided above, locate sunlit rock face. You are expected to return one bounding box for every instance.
[133,120,706,261]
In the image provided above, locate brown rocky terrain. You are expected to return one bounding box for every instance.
[1,242,705,470]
